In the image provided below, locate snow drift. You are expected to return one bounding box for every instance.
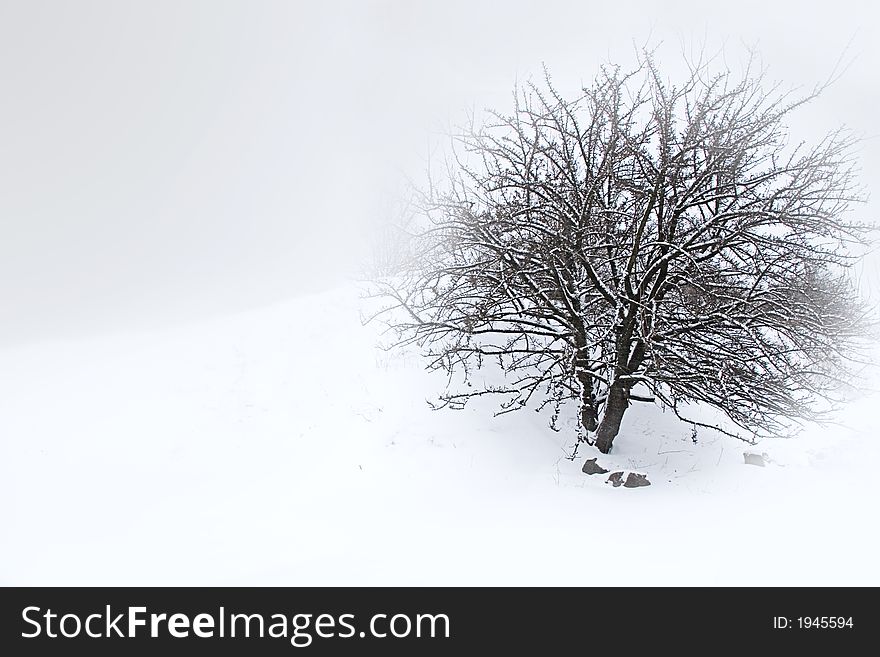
[1,285,877,585]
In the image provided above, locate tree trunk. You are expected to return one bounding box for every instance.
[594,385,629,453]
[593,335,645,453]
[580,398,598,432]
[574,341,598,432]
[577,369,598,432]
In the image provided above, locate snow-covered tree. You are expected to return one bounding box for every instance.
[372,52,873,458]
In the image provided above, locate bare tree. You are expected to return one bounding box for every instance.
[370,52,873,459]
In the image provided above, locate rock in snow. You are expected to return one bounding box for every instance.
[605,470,651,487]
[623,472,651,488]
[582,458,609,475]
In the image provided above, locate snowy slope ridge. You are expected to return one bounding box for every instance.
[1,285,878,585]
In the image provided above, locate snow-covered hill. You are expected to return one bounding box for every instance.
[1,285,877,585]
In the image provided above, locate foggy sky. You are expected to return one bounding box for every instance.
[1,0,877,344]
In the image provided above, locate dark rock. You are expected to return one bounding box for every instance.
[623,472,651,488]
[606,471,624,487]
[582,458,609,475]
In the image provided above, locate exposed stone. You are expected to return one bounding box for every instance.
[582,458,609,475]
[606,471,624,487]
[623,472,651,488]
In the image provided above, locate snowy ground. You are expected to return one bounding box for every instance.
[1,284,878,586]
